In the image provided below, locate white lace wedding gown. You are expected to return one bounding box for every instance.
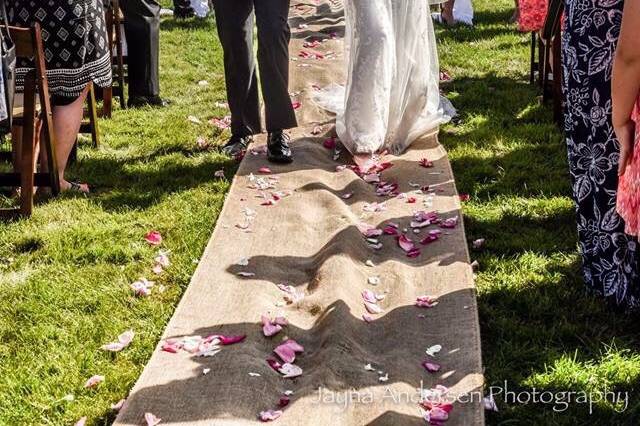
[314,0,452,155]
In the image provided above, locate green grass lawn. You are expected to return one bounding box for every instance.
[0,0,638,424]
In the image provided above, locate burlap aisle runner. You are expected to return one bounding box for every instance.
[116,1,484,425]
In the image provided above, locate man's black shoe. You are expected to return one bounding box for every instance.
[267,131,293,164]
[174,8,195,19]
[221,135,252,157]
[128,96,170,108]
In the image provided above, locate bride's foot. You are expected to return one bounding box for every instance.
[60,180,90,194]
[354,154,377,174]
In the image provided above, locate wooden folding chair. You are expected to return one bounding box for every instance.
[104,0,126,116]
[79,83,100,149]
[540,0,565,124]
[0,24,59,217]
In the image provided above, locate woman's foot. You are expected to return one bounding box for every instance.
[353,154,377,174]
[60,180,90,194]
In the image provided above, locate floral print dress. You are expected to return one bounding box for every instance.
[562,0,640,310]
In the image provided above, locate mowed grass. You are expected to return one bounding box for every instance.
[0,1,639,425]
[0,12,234,426]
[437,0,640,424]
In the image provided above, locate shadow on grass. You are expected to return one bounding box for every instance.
[479,257,640,425]
[440,75,569,199]
[67,149,237,212]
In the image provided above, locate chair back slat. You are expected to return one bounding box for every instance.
[8,25,36,58]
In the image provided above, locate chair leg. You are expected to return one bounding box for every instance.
[530,32,536,85]
[87,83,100,148]
[552,33,564,124]
[537,37,545,88]
[542,41,552,103]
[20,78,37,217]
[102,86,113,119]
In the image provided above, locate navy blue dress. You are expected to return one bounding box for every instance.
[562,0,640,309]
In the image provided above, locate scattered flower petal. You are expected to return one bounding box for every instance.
[279,362,303,378]
[144,231,162,246]
[426,345,443,357]
[274,339,304,363]
[111,399,126,411]
[422,361,441,373]
[84,375,104,389]
[101,330,135,352]
[259,410,283,422]
[484,394,499,412]
[145,412,162,426]
[416,296,439,308]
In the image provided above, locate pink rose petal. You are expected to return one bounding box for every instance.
[364,301,383,314]
[75,417,87,426]
[144,231,162,246]
[84,375,104,389]
[259,410,283,422]
[398,235,416,253]
[362,314,374,323]
[161,341,181,353]
[362,289,378,304]
[212,335,246,345]
[407,248,421,258]
[440,217,458,229]
[267,357,282,372]
[323,137,337,150]
[357,223,383,238]
[416,295,439,308]
[279,396,290,408]
[262,315,288,337]
[422,361,441,373]
[258,167,272,175]
[145,412,162,426]
[383,225,399,235]
[101,329,135,352]
[274,339,304,363]
[419,158,434,168]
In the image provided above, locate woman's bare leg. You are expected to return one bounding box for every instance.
[442,0,455,25]
[52,86,90,192]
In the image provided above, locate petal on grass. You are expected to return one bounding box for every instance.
[144,231,162,246]
[101,330,135,352]
[84,375,104,389]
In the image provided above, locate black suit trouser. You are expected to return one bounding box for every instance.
[213,0,297,136]
[120,0,161,98]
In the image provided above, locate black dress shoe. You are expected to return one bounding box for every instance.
[174,7,195,19]
[267,131,293,164]
[127,96,170,108]
[220,134,253,157]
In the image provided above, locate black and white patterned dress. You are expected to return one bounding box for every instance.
[562,0,640,310]
[8,0,112,99]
